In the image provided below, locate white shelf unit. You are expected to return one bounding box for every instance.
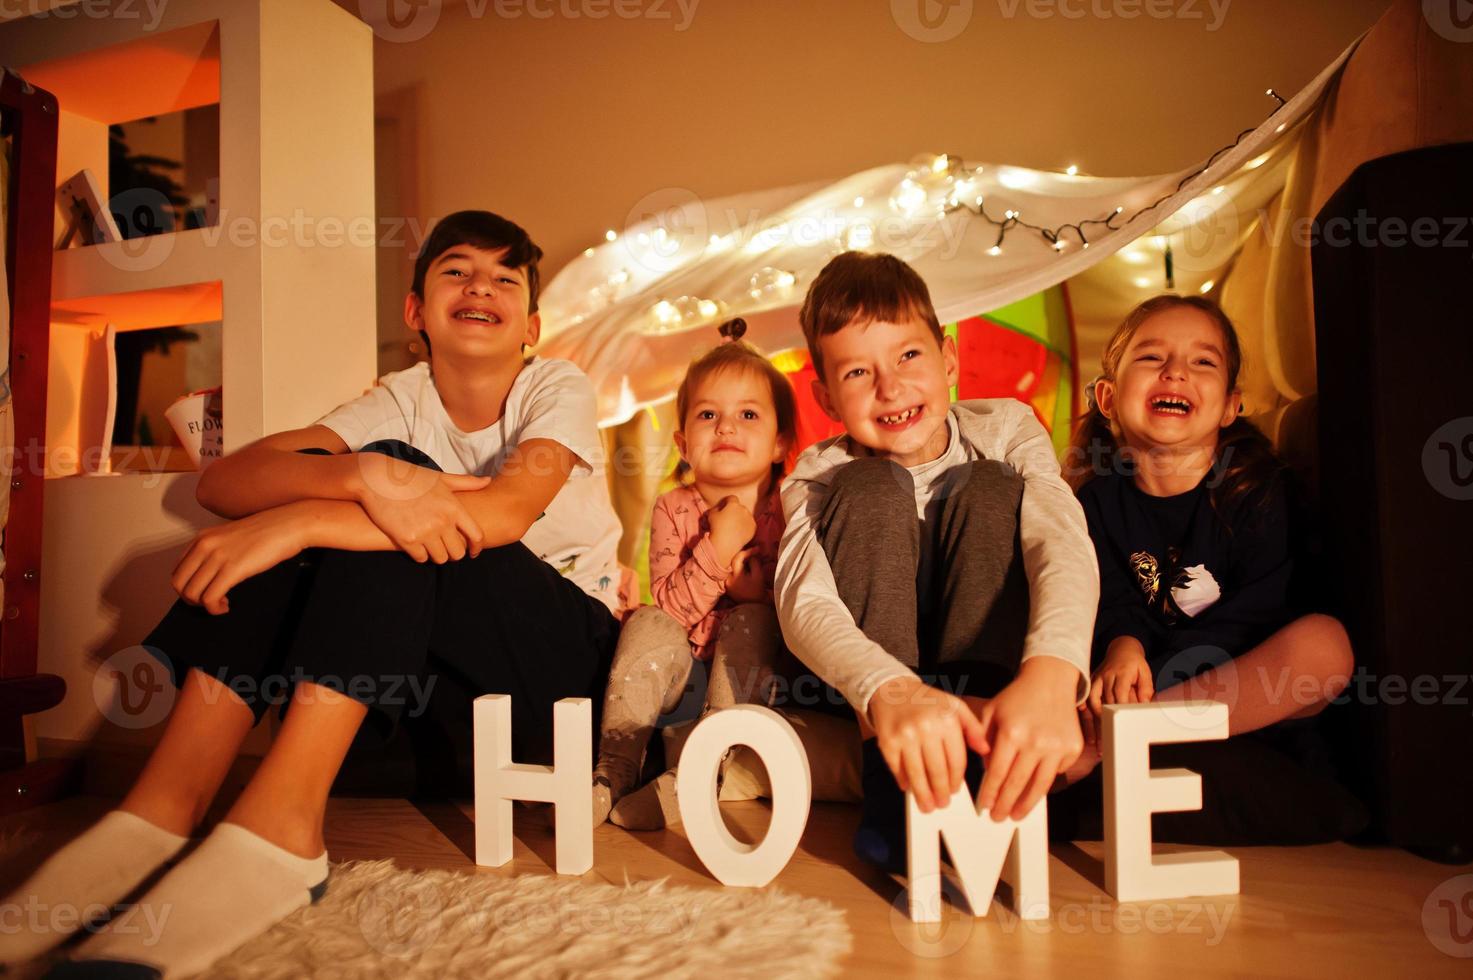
[0,0,378,745]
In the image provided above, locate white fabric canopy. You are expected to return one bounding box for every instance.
[538,38,1359,428]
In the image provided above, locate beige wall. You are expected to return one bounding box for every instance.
[360,0,1391,298]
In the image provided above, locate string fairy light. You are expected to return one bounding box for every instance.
[938,87,1289,257]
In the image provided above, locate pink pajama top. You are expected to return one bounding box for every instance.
[648,484,785,661]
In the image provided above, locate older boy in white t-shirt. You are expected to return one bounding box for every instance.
[4,212,623,978]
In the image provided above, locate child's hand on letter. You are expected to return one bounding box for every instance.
[706,495,756,565]
[974,656,1084,821]
[1088,636,1154,724]
[868,675,989,813]
[351,452,492,563]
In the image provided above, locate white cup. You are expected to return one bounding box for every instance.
[165,386,223,469]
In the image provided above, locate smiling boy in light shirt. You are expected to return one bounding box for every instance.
[774,251,1097,870]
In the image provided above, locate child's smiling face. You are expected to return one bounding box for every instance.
[1097,305,1241,454]
[405,244,540,363]
[813,316,958,468]
[675,366,787,491]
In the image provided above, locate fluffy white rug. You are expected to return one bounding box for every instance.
[202,860,851,979]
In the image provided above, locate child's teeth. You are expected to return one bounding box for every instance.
[881,407,918,424]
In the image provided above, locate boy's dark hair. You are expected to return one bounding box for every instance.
[411,210,544,313]
[797,251,944,382]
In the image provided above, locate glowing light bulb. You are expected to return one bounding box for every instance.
[1199,280,1215,293]
[987,246,1002,257]
[1065,165,1079,176]
[932,154,949,173]
[747,266,798,302]
[605,229,617,242]
[890,178,928,216]
[1134,276,1152,288]
[583,248,595,257]
[1052,240,1066,251]
[997,168,1037,190]
[853,196,865,208]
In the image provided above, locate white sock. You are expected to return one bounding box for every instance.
[0,810,188,964]
[67,823,328,979]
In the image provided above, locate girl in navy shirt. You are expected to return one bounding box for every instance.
[1068,295,1353,754]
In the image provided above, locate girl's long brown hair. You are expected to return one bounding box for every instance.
[1066,294,1282,518]
[673,319,798,489]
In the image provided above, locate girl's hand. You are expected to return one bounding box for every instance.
[725,546,766,603]
[351,453,491,563]
[171,507,310,615]
[868,675,989,813]
[1087,636,1154,722]
[706,495,756,566]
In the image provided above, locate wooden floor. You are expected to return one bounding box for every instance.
[4,794,1470,978]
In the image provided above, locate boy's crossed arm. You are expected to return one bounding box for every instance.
[173,437,575,615]
[195,424,493,555]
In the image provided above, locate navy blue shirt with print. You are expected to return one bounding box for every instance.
[1077,470,1293,688]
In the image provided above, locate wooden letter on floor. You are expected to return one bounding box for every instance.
[906,788,1050,924]
[1103,702,1240,902]
[677,705,812,887]
[474,695,593,876]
